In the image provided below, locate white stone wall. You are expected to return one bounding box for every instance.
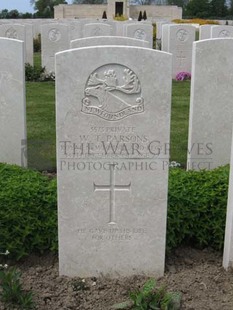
[54,4,182,21]
[55,4,108,19]
[129,5,182,21]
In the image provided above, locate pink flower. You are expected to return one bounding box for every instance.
[176,72,191,81]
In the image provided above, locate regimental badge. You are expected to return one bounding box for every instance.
[81,64,144,121]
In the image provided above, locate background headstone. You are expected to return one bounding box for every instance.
[187,38,233,170]
[25,24,34,65]
[69,21,82,41]
[167,24,196,79]
[0,38,27,167]
[199,25,212,40]
[41,23,70,72]
[83,23,114,37]
[0,24,26,63]
[211,25,233,38]
[56,46,172,278]
[156,21,169,49]
[161,24,170,52]
[124,23,153,48]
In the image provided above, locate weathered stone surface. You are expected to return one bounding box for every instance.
[70,36,150,48]
[0,38,27,167]
[161,24,170,52]
[199,25,212,40]
[69,21,82,41]
[187,38,233,170]
[25,23,34,65]
[56,46,172,278]
[156,21,169,49]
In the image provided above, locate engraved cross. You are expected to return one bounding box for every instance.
[177,51,186,67]
[94,163,131,225]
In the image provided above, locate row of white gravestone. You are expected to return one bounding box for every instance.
[41,22,153,72]
[1,35,233,276]
[200,25,233,40]
[0,24,33,65]
[0,18,152,39]
[0,36,171,278]
[160,23,233,79]
[56,39,233,276]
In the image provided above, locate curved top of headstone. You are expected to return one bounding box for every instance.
[70,36,150,49]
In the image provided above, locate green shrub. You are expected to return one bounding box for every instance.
[167,165,229,251]
[25,63,55,82]
[0,163,229,260]
[25,63,44,82]
[112,278,181,310]
[33,34,41,53]
[0,163,57,260]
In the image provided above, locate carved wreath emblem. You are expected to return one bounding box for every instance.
[91,27,103,36]
[48,28,61,42]
[5,27,18,39]
[219,30,230,37]
[82,64,144,121]
[134,29,146,40]
[176,29,189,42]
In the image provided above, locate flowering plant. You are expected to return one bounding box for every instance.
[0,250,9,269]
[169,161,181,168]
[176,72,191,81]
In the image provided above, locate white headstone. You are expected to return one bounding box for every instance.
[25,24,34,65]
[56,46,172,278]
[223,127,233,270]
[0,38,27,167]
[156,21,169,50]
[156,21,169,40]
[168,24,196,79]
[124,23,153,48]
[211,25,233,38]
[187,38,233,170]
[199,25,212,40]
[0,24,26,63]
[70,36,150,49]
[161,24,170,52]
[41,23,70,72]
[83,23,113,37]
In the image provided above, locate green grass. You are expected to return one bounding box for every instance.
[26,54,191,171]
[34,52,41,68]
[170,81,191,168]
[26,82,56,171]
